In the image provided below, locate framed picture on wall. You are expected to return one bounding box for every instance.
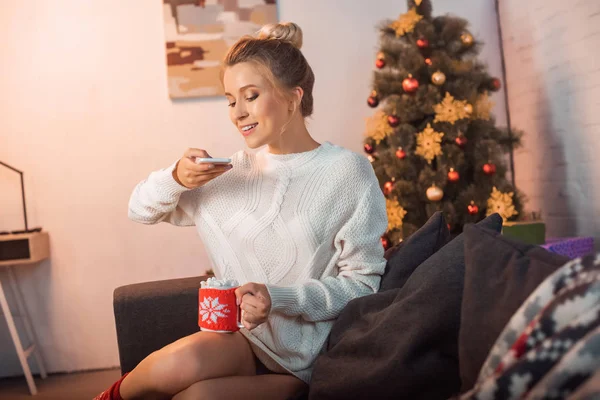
[162,0,279,99]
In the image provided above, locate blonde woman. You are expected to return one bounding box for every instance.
[96,22,387,400]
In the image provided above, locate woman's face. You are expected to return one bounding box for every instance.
[223,62,292,149]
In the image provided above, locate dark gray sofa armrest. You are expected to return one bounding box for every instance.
[113,275,207,374]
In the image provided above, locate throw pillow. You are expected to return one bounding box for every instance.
[458,224,571,392]
[309,214,503,400]
[379,211,449,291]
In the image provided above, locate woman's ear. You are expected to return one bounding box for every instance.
[289,87,304,112]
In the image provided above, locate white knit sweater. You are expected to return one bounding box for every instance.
[128,141,388,383]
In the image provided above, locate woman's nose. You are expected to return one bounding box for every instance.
[235,104,248,120]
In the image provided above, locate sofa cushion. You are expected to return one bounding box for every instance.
[380,211,449,291]
[308,214,503,400]
[458,224,571,392]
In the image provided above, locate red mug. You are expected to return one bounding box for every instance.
[198,282,244,333]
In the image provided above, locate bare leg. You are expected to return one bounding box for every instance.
[173,374,308,400]
[119,331,256,400]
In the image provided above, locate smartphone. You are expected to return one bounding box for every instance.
[194,157,232,165]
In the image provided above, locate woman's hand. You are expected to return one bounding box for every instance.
[235,283,272,330]
[173,148,232,189]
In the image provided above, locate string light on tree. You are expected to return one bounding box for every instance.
[425,58,433,66]
[417,38,429,49]
[487,187,518,222]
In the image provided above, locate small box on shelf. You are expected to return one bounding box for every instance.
[0,231,50,267]
[502,220,546,245]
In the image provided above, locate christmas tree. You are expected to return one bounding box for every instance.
[364,0,524,247]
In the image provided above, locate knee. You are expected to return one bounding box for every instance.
[143,347,198,393]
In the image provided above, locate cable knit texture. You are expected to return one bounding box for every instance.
[128,141,388,383]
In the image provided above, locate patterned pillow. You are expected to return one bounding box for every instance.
[459,224,570,392]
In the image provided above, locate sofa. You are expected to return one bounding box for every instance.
[113,213,600,399]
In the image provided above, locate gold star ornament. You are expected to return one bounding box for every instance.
[390,8,423,37]
[434,92,472,125]
[415,123,444,164]
[487,186,518,222]
[473,91,494,120]
[386,198,407,231]
[365,110,394,144]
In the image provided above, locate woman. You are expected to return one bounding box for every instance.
[96,22,387,400]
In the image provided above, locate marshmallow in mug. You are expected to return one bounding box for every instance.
[200,277,239,289]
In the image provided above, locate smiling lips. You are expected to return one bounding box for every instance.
[240,123,258,136]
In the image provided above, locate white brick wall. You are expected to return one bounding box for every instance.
[499,0,600,247]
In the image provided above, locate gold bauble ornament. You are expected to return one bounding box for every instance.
[431,70,446,86]
[486,187,518,222]
[426,184,444,202]
[461,32,474,46]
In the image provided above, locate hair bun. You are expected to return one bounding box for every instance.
[257,22,303,49]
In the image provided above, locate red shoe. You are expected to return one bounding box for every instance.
[93,372,129,400]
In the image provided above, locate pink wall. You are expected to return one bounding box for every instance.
[0,0,506,376]
[499,0,600,244]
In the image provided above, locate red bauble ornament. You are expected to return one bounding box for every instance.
[447,223,452,231]
[425,58,433,66]
[367,92,379,108]
[491,78,502,91]
[376,59,385,69]
[455,136,468,148]
[417,38,429,49]
[381,236,391,250]
[402,74,419,94]
[483,162,497,175]
[383,181,394,195]
[387,115,400,127]
[467,201,479,215]
[396,147,407,159]
[364,143,375,154]
[448,168,460,182]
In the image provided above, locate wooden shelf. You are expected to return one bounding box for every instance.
[0,232,50,267]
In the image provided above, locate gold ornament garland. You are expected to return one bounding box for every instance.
[365,110,394,144]
[390,8,423,37]
[473,91,494,120]
[486,187,518,222]
[433,92,472,125]
[386,198,407,231]
[415,123,444,164]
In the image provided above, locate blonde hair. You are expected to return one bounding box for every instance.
[223,22,315,117]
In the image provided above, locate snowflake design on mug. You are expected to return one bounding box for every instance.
[199,296,230,324]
